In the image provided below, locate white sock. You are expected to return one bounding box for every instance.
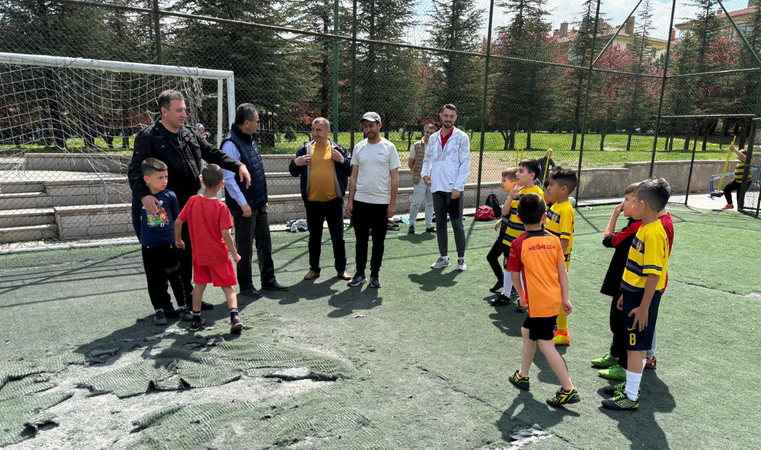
[641,358,647,371]
[625,370,642,401]
[502,271,513,295]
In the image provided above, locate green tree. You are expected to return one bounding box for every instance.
[623,0,658,151]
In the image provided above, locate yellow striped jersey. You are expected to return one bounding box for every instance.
[545,200,575,269]
[502,184,544,247]
[621,220,669,293]
[734,161,746,182]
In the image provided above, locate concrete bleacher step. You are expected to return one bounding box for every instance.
[0,224,57,243]
[0,192,53,210]
[0,180,45,194]
[0,208,56,228]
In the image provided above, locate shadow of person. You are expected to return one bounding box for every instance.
[277,277,341,305]
[408,269,460,292]
[488,307,525,339]
[598,371,675,449]
[397,232,436,243]
[327,286,382,319]
[496,389,581,444]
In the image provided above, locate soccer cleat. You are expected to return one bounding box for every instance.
[489,293,512,306]
[154,309,167,326]
[515,304,528,313]
[189,318,205,332]
[457,258,467,271]
[553,330,570,346]
[591,353,619,368]
[602,391,639,410]
[230,315,243,335]
[645,357,657,370]
[508,370,530,390]
[369,276,382,288]
[347,274,367,287]
[722,204,734,210]
[599,364,626,381]
[489,281,503,293]
[547,387,580,406]
[603,382,626,397]
[509,287,521,302]
[431,256,450,269]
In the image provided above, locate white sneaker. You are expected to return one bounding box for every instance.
[431,256,450,269]
[457,258,467,271]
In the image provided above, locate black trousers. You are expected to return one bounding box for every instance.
[609,294,628,369]
[233,206,276,289]
[352,200,388,277]
[724,179,741,205]
[305,198,347,273]
[141,244,185,310]
[486,222,508,281]
[176,195,195,304]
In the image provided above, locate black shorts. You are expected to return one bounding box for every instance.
[523,316,557,341]
[622,290,662,351]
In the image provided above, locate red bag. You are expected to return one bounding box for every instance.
[475,205,496,221]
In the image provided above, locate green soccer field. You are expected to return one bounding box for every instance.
[0,204,759,449]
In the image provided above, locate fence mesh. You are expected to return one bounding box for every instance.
[0,0,760,244]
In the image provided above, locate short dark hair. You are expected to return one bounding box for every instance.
[519,159,541,180]
[442,103,457,113]
[636,177,671,212]
[425,123,437,131]
[550,167,577,194]
[202,164,224,188]
[517,193,546,225]
[234,103,258,126]
[624,182,640,195]
[501,168,518,180]
[158,90,184,112]
[141,157,167,176]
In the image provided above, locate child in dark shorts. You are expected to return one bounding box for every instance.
[505,193,579,407]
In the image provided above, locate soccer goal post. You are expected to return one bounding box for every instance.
[0,52,235,150]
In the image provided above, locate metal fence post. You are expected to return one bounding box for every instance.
[350,0,357,151]
[152,0,162,64]
[575,0,601,205]
[649,0,678,178]
[475,0,496,208]
[332,0,339,142]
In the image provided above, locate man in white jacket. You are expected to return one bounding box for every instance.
[421,104,471,271]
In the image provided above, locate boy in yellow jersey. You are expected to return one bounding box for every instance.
[602,178,671,411]
[722,144,747,210]
[497,159,544,311]
[543,167,577,346]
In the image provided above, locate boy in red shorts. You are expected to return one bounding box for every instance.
[175,164,244,334]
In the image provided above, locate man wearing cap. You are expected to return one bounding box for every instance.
[421,103,471,272]
[289,117,352,282]
[345,112,401,289]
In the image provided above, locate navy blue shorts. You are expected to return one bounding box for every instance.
[622,290,662,351]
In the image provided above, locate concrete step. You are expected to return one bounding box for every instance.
[0,224,57,243]
[264,169,416,196]
[0,192,53,210]
[0,157,25,170]
[0,180,45,194]
[0,208,55,228]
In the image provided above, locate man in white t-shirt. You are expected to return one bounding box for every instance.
[345,112,401,289]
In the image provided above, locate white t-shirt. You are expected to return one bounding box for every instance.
[351,138,401,204]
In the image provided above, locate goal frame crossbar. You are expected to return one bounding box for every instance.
[0,52,236,147]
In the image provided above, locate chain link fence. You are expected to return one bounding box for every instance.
[1,0,760,244]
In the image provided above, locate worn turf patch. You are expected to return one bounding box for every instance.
[0,391,72,446]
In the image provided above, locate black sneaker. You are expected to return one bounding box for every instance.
[408,225,415,235]
[230,315,243,335]
[177,307,194,321]
[489,293,512,306]
[369,276,382,288]
[516,304,528,313]
[347,274,367,287]
[426,227,436,233]
[163,308,181,319]
[602,391,639,410]
[547,387,580,407]
[201,301,214,310]
[154,309,167,326]
[189,317,205,332]
[604,382,626,397]
[508,370,530,390]
[489,281,504,293]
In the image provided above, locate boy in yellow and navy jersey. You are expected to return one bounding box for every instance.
[543,167,577,346]
[722,144,747,210]
[602,177,671,411]
[498,159,544,310]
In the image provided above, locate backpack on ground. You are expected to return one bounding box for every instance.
[475,205,496,221]
[485,193,501,217]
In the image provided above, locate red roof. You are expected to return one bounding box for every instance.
[676,5,758,28]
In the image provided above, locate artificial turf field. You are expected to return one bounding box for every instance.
[0,204,759,449]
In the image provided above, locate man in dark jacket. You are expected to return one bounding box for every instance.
[222,103,288,298]
[128,90,251,309]
[288,117,352,281]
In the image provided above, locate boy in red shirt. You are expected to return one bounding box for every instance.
[175,164,244,334]
[506,193,579,406]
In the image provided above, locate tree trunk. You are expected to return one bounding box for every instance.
[526,130,532,150]
[701,125,710,152]
[683,135,690,152]
[500,130,509,150]
[626,132,633,151]
[600,130,606,152]
[571,130,578,151]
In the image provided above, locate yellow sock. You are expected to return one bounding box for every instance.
[557,309,568,332]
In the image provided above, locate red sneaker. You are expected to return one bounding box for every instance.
[645,357,657,370]
[722,205,734,210]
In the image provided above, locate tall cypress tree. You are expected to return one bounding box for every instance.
[623,0,657,151]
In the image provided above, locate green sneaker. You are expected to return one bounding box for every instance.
[603,382,626,396]
[508,370,530,390]
[591,353,618,368]
[599,364,626,381]
[547,387,580,406]
[602,391,639,410]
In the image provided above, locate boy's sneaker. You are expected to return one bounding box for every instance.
[508,370,530,390]
[722,204,734,210]
[347,274,367,287]
[457,258,467,271]
[515,304,528,313]
[547,387,580,407]
[154,309,167,326]
[599,364,626,381]
[431,256,450,269]
[408,225,415,234]
[553,330,570,346]
[489,281,503,293]
[645,357,657,370]
[163,308,181,319]
[369,276,382,288]
[591,353,619,368]
[177,307,194,321]
[189,317,205,332]
[603,381,626,397]
[509,287,521,302]
[489,293,512,306]
[602,391,639,410]
[230,315,243,335]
